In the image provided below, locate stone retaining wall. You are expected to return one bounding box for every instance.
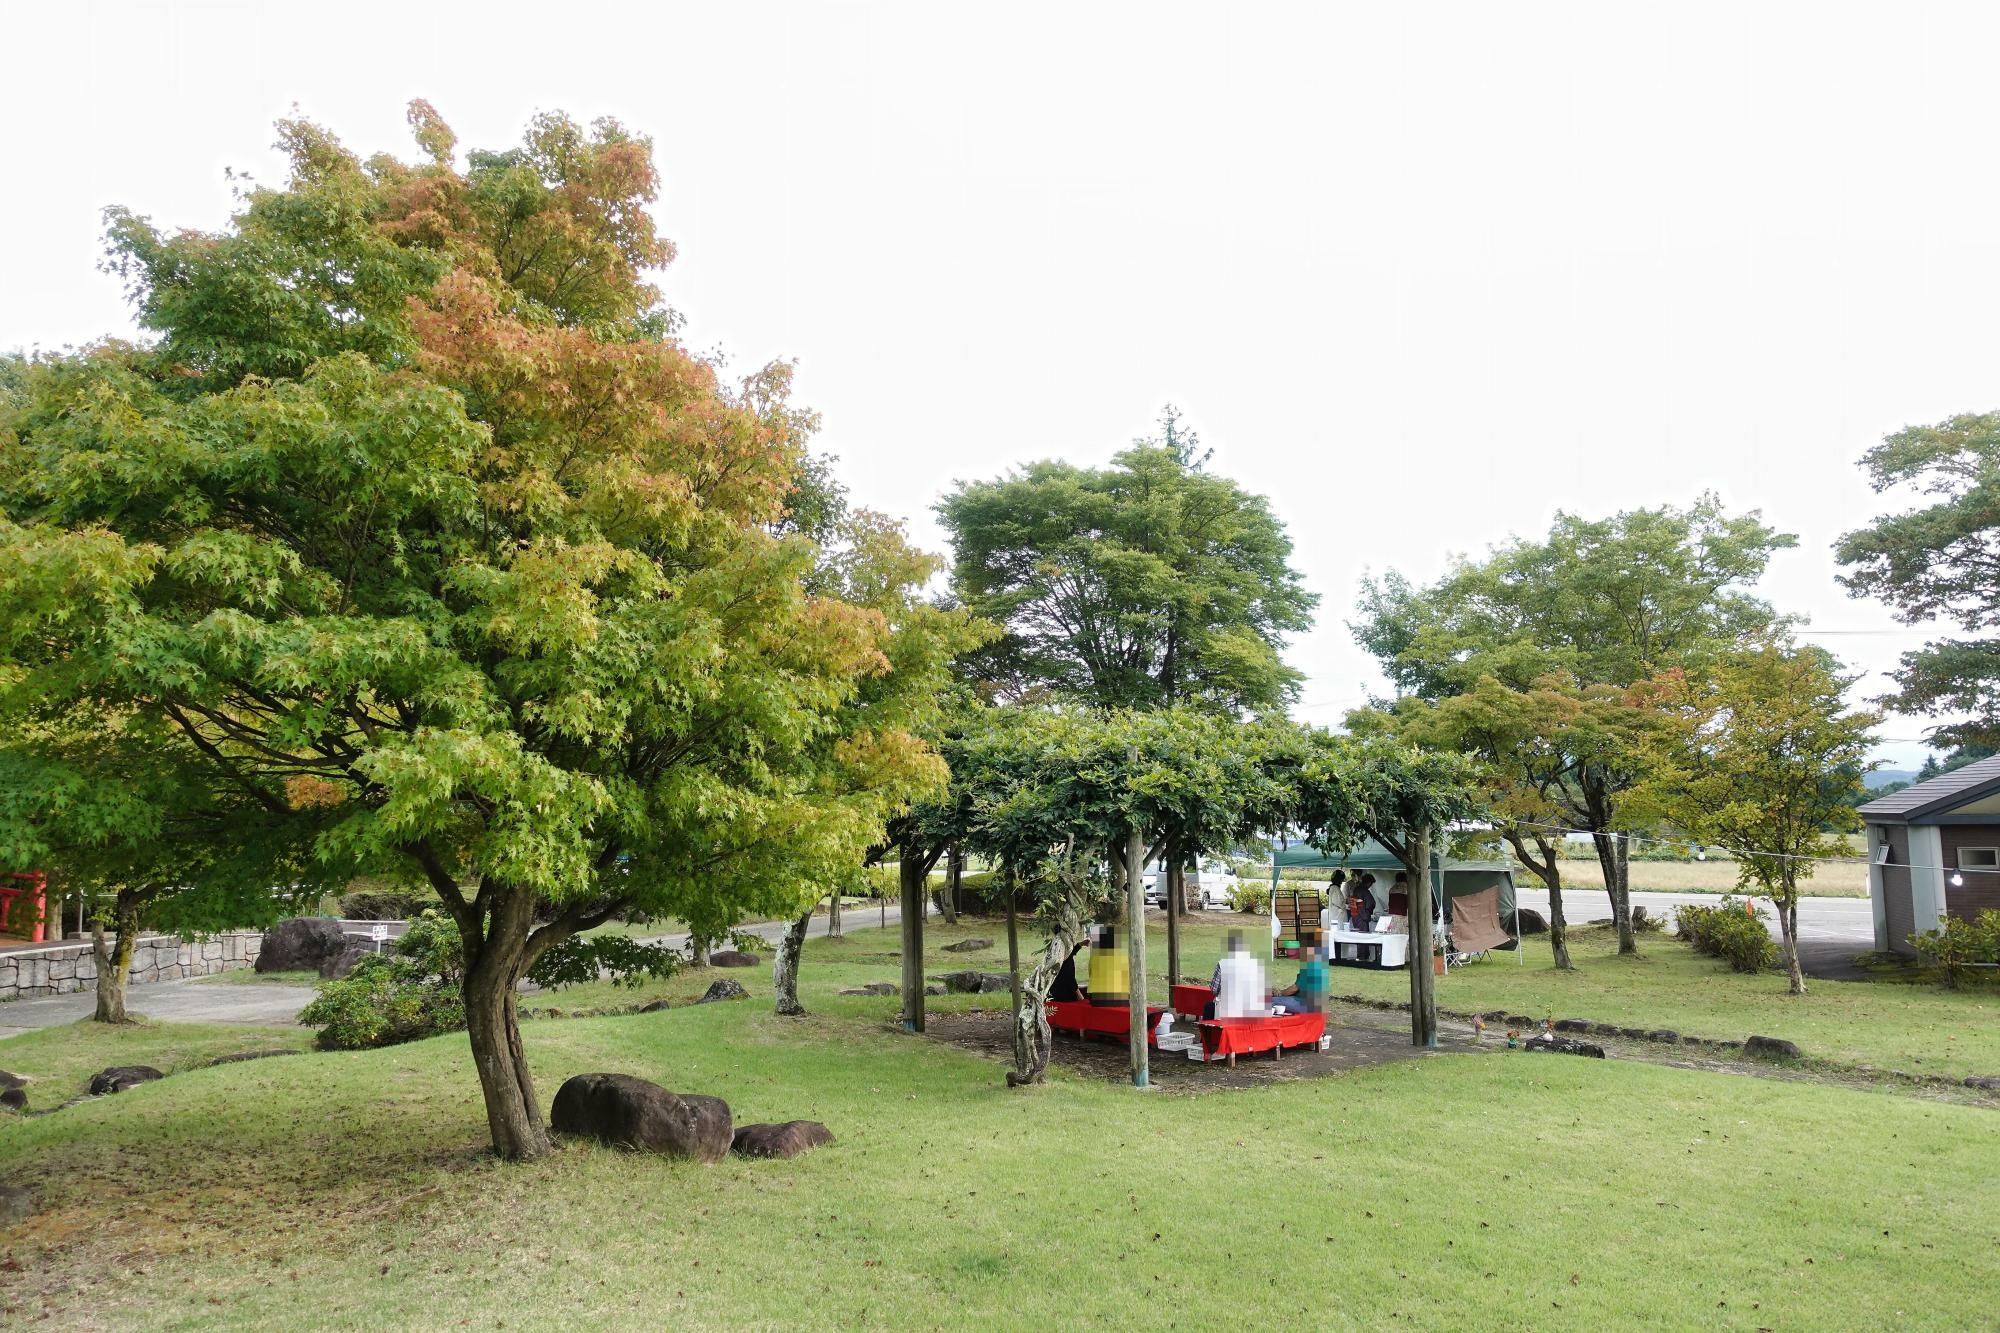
[0,932,263,1001]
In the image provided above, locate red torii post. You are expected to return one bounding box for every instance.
[2,871,50,943]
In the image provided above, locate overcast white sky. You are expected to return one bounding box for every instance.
[8,1,1995,770]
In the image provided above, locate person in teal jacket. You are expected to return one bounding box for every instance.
[1271,947,1329,1015]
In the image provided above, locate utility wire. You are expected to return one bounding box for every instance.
[1493,814,1976,880]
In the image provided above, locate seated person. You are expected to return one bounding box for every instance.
[1050,937,1087,1002]
[1271,947,1329,1014]
[1213,930,1266,1019]
[1086,925,1129,1007]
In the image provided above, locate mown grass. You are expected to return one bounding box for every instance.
[0,1019,309,1108]
[190,968,320,987]
[540,915,2000,1081]
[0,953,1994,1329]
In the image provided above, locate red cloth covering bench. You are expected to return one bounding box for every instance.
[1046,999,1168,1044]
[1170,984,1213,1017]
[1195,1012,1327,1065]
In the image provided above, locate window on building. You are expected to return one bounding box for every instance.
[1956,847,1999,870]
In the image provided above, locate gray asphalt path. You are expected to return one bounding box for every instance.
[0,903,916,1040]
[1511,886,1876,948]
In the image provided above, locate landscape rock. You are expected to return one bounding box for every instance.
[839,983,898,996]
[731,1120,835,1159]
[0,1071,22,1090]
[1961,1075,1999,1090]
[639,999,673,1013]
[0,1184,33,1224]
[319,941,371,980]
[942,938,993,953]
[256,917,350,973]
[697,978,750,1004]
[1589,1022,1622,1037]
[709,950,759,968]
[1553,1019,1593,1034]
[88,1065,164,1096]
[1513,908,1548,935]
[1524,1032,1606,1058]
[1647,1029,1679,1043]
[1629,906,1650,928]
[933,970,1012,994]
[1743,1035,1804,1061]
[924,984,946,996]
[1,1087,24,1112]
[550,1072,733,1162]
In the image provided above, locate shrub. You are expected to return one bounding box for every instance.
[1674,897,1775,973]
[299,910,467,1050]
[337,886,434,920]
[1909,911,2000,989]
[527,934,681,990]
[1226,883,1271,915]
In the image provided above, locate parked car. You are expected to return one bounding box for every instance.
[1142,859,1240,909]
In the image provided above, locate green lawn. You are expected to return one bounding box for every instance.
[541,915,2000,1081]
[3,918,1994,1327]
[0,1019,308,1107]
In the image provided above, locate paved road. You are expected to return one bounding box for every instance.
[1511,887,1876,947]
[0,904,917,1040]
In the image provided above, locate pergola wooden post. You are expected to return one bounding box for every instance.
[1125,821,1149,1087]
[1407,824,1437,1048]
[1164,832,1182,999]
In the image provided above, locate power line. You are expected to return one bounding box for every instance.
[1494,815,1977,881]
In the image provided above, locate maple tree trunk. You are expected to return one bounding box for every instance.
[91,890,142,1024]
[942,844,961,924]
[774,909,811,1015]
[1547,869,1572,971]
[1592,831,1636,954]
[827,887,842,938]
[460,891,549,1161]
[899,850,926,1032]
[1778,892,1806,996]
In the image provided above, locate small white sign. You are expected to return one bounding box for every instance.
[369,922,388,943]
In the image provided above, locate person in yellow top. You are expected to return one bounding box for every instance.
[1086,925,1129,1006]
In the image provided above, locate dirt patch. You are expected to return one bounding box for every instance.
[922,1006,1485,1091]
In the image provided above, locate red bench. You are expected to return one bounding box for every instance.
[1195,1012,1328,1067]
[1046,999,1168,1044]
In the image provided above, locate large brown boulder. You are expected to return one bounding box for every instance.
[1514,908,1548,935]
[698,978,750,1003]
[319,941,371,979]
[731,1120,834,1159]
[88,1065,164,1095]
[256,917,350,973]
[550,1073,732,1162]
[709,950,759,968]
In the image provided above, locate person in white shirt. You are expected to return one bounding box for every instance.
[1212,931,1267,1019]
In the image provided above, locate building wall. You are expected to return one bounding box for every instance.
[1937,825,2000,923]
[0,932,263,1002]
[1873,823,1917,954]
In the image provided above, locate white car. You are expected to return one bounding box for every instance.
[1142,859,1240,909]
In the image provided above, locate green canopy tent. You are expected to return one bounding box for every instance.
[1266,837,1520,962]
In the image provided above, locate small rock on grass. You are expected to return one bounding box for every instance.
[698,978,750,1004]
[1962,1075,1999,1090]
[709,950,759,968]
[942,938,993,953]
[88,1066,163,1096]
[1524,1032,1606,1058]
[933,970,1011,994]
[639,999,673,1013]
[1,1087,24,1112]
[839,983,897,996]
[924,984,946,996]
[731,1120,834,1159]
[1743,1035,1803,1061]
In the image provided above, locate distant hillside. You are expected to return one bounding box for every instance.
[1870,768,1919,789]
